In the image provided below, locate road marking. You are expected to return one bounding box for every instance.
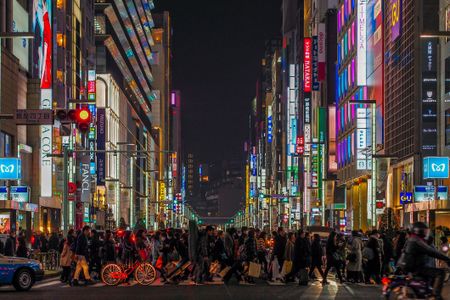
[344,284,356,296]
[34,279,62,289]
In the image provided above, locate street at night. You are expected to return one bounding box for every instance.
[1,0,450,299]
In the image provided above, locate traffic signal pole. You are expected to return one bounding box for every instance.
[63,147,69,235]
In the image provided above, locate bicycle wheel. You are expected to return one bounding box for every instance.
[134,262,157,285]
[101,263,123,286]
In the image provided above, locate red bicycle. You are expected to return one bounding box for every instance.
[101,260,157,286]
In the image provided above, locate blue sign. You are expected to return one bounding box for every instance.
[399,192,412,204]
[267,116,273,143]
[0,158,21,180]
[414,186,448,202]
[423,156,449,179]
[0,186,29,202]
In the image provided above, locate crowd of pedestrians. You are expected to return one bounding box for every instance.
[1,224,449,289]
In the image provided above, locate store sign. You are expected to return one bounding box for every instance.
[159,182,166,201]
[356,108,370,170]
[267,115,273,143]
[414,186,448,202]
[303,38,312,92]
[0,186,29,202]
[318,23,326,81]
[78,154,91,203]
[423,156,449,179]
[391,0,401,41]
[399,191,412,204]
[312,36,319,91]
[15,109,54,125]
[97,108,106,185]
[357,0,367,86]
[87,70,96,101]
[0,158,21,180]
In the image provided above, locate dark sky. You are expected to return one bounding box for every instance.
[155,0,282,164]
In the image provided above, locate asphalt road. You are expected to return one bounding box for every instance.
[0,277,384,300]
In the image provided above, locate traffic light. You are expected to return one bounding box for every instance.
[76,108,91,133]
[55,109,77,124]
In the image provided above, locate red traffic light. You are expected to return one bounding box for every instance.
[76,108,91,132]
[77,108,91,122]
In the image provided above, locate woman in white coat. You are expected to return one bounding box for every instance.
[346,230,363,283]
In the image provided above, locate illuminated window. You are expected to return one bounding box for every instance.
[57,0,64,9]
[152,29,163,44]
[57,33,65,48]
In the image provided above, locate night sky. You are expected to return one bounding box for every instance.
[154,0,282,164]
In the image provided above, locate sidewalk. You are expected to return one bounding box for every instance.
[43,269,61,280]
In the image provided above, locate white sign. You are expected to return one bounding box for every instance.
[357,0,367,86]
[12,0,29,71]
[40,89,52,197]
[356,108,371,170]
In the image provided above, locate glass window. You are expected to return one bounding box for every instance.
[445,108,450,146]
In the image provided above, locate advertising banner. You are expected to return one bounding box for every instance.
[414,186,448,202]
[0,186,29,202]
[97,108,106,185]
[12,0,29,71]
[423,157,449,179]
[357,0,367,86]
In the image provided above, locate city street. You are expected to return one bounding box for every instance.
[0,277,384,300]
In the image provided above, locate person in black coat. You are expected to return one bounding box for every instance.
[16,233,28,258]
[4,232,16,256]
[273,227,287,269]
[323,231,344,284]
[284,230,307,282]
[73,226,93,285]
[309,234,325,280]
[102,231,116,263]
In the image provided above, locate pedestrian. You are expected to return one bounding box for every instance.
[363,236,381,284]
[0,236,4,255]
[346,230,363,283]
[381,233,394,275]
[195,226,213,284]
[49,232,59,251]
[309,234,325,281]
[89,229,102,279]
[285,230,308,284]
[4,231,16,256]
[272,227,286,274]
[121,231,136,266]
[256,231,268,275]
[32,232,41,252]
[16,232,28,258]
[393,231,406,263]
[102,230,116,263]
[72,226,93,286]
[323,231,344,284]
[40,233,49,253]
[60,232,74,284]
[243,229,257,284]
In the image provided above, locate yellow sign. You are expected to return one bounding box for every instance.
[159,182,166,201]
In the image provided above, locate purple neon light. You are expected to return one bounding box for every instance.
[171,92,176,106]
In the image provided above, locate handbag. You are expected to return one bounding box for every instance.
[209,261,220,274]
[218,266,231,278]
[281,260,293,276]
[248,261,262,278]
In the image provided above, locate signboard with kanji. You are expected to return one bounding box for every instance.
[15,109,54,125]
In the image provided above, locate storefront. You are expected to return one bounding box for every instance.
[39,197,61,233]
[404,200,450,230]
[0,200,38,234]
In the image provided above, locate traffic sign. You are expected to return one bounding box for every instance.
[15,109,54,125]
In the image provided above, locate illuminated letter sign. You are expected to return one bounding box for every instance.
[391,0,401,41]
[303,38,312,92]
[357,0,367,86]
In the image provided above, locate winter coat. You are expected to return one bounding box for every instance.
[103,239,116,262]
[347,236,363,272]
[293,237,308,268]
[273,234,287,260]
[60,242,72,267]
[16,236,28,258]
[75,233,89,257]
[311,239,323,266]
[4,236,16,256]
[224,233,234,259]
[244,236,257,262]
[284,240,295,261]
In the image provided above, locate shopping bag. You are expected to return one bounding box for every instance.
[271,257,280,280]
[218,266,231,278]
[281,260,293,276]
[209,261,220,274]
[155,256,163,269]
[248,262,262,278]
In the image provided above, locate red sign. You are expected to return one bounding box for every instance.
[303,38,312,92]
[87,81,96,94]
[68,182,77,194]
